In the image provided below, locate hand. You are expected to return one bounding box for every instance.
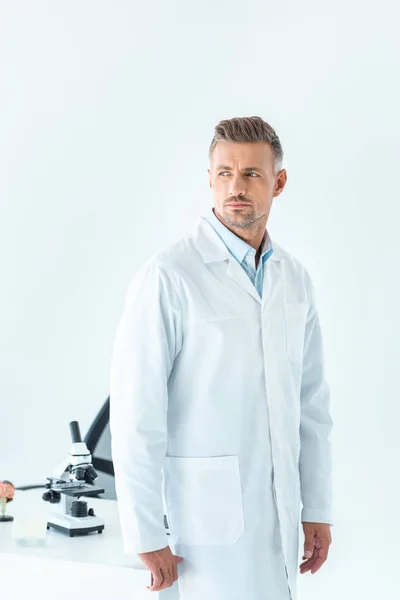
[299,522,331,575]
[137,545,184,592]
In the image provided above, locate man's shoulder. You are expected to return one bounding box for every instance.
[152,231,198,271]
[273,240,310,274]
[131,229,198,287]
[271,240,314,297]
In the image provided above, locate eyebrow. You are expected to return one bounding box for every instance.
[216,165,264,172]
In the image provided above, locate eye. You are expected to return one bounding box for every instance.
[218,171,259,177]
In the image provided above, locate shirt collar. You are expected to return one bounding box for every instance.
[204,207,274,265]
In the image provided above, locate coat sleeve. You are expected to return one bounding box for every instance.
[109,260,183,554]
[299,274,334,526]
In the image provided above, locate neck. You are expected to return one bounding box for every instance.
[213,208,267,253]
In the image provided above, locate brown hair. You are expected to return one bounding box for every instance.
[208,116,283,174]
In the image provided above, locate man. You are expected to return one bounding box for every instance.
[109,116,333,600]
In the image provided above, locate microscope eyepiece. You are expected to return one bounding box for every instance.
[69,421,82,443]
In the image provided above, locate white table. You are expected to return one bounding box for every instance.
[0,488,158,600]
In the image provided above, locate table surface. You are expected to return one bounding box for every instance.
[0,487,151,586]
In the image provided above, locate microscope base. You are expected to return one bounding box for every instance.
[47,514,105,537]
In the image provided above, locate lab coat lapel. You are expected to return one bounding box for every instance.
[227,257,261,303]
[192,216,284,305]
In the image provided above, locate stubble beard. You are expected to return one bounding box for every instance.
[221,206,258,229]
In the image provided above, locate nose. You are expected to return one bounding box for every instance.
[229,175,247,198]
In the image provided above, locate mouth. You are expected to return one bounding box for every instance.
[226,203,251,208]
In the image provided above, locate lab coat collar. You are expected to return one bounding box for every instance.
[192,216,285,265]
[204,208,273,266]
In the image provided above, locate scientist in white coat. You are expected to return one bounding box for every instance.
[109,115,333,600]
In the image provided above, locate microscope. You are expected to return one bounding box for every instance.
[42,421,105,536]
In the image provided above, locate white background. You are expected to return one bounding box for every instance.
[1,1,399,598]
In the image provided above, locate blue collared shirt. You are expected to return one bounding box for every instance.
[204,208,274,298]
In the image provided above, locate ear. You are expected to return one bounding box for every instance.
[208,168,212,189]
[273,169,287,197]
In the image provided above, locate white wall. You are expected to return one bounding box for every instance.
[1,1,399,598]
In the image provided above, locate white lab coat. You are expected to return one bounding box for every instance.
[109,216,333,600]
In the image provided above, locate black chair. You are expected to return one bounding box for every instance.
[84,397,115,499]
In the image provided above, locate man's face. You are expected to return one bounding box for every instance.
[208,141,287,229]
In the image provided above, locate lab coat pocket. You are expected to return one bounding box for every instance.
[163,455,244,546]
[284,302,309,363]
